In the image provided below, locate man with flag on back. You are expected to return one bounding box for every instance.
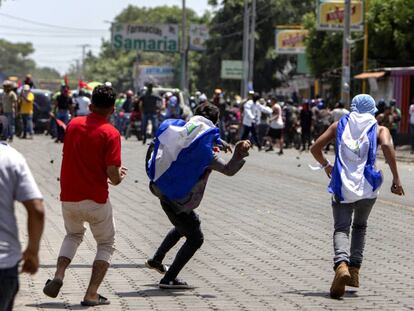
[145,103,251,289]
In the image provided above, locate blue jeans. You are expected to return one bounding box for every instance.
[142,113,159,142]
[56,110,69,142]
[0,265,19,311]
[332,198,376,268]
[21,114,33,137]
[3,112,14,139]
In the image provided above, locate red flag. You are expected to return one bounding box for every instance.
[64,75,69,88]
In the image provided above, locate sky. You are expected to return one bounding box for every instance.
[0,0,210,75]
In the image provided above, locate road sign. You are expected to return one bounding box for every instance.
[317,0,364,32]
[111,24,179,52]
[189,24,209,51]
[275,29,308,54]
[221,60,243,80]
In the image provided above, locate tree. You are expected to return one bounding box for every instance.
[0,39,36,78]
[304,0,414,101]
[195,0,315,95]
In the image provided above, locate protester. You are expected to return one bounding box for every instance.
[410,98,414,154]
[310,94,404,299]
[299,100,313,151]
[331,101,349,122]
[266,99,284,155]
[54,86,73,143]
[145,103,251,289]
[23,74,35,89]
[389,99,401,147]
[43,85,127,306]
[73,89,91,116]
[19,84,35,139]
[0,140,45,311]
[1,80,18,142]
[139,83,161,145]
[241,92,269,151]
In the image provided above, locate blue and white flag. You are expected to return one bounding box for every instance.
[147,116,221,200]
[329,112,383,203]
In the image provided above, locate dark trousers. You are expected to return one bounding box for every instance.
[0,265,19,311]
[301,129,312,150]
[241,125,260,148]
[411,124,414,151]
[153,200,204,282]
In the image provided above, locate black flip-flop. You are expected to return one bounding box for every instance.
[81,294,110,306]
[43,279,63,298]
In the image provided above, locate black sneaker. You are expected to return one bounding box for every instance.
[145,259,168,274]
[159,278,191,289]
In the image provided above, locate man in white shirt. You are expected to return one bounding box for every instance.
[0,141,45,311]
[241,93,270,151]
[74,89,91,116]
[409,98,414,154]
[331,101,349,122]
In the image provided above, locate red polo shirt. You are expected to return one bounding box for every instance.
[60,112,121,203]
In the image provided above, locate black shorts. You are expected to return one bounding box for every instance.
[268,128,283,140]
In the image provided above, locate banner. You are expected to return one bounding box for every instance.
[136,66,175,88]
[275,29,308,54]
[221,60,243,80]
[189,24,209,51]
[317,0,364,32]
[111,23,179,52]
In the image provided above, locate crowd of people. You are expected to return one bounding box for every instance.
[0,82,406,310]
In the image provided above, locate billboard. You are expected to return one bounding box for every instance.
[317,0,364,32]
[111,23,179,52]
[189,24,209,51]
[221,60,243,80]
[275,29,308,54]
[135,66,175,88]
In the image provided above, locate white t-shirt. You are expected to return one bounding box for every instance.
[75,96,91,116]
[0,143,42,269]
[270,104,284,129]
[332,108,349,122]
[409,104,414,125]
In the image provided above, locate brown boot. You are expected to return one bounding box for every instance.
[347,266,360,288]
[330,262,351,299]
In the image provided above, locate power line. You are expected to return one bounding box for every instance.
[0,24,107,34]
[0,12,107,32]
[0,32,105,38]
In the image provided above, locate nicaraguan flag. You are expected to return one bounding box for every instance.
[147,116,221,200]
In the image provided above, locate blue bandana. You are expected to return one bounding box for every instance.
[350,94,378,115]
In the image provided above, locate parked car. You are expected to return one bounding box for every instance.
[32,89,53,133]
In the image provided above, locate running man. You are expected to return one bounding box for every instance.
[145,103,251,289]
[310,94,404,299]
[43,85,127,306]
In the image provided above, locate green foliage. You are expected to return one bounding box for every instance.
[304,0,414,78]
[0,39,36,77]
[32,67,61,80]
[195,0,315,94]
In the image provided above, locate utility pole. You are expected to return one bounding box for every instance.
[340,0,351,107]
[241,0,250,98]
[181,0,188,92]
[248,0,256,93]
[362,0,369,93]
[79,44,91,80]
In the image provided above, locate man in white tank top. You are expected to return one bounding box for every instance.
[310,94,404,299]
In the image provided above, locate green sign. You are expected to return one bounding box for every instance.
[111,24,179,52]
[221,60,243,80]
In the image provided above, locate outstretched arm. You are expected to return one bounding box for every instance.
[210,140,251,176]
[378,126,404,195]
[310,122,337,178]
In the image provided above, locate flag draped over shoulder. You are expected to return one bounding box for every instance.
[147,116,221,200]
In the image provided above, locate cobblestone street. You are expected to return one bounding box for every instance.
[11,136,414,310]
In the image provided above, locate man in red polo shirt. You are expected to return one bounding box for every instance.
[43,85,127,306]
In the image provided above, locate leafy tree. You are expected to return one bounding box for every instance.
[195,0,315,95]
[0,39,36,78]
[304,0,414,101]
